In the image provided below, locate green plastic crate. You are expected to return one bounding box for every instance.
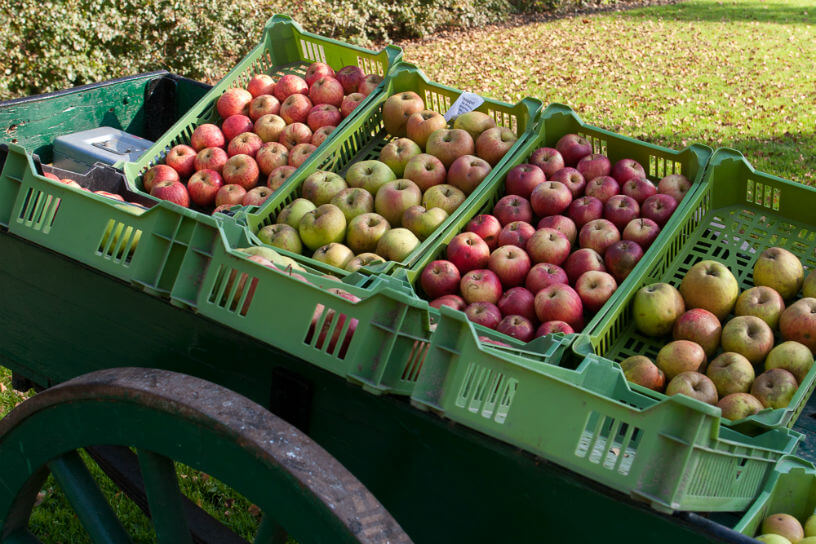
[122,14,402,193]
[399,103,711,342]
[0,143,224,296]
[573,148,816,431]
[411,305,801,514]
[242,62,542,277]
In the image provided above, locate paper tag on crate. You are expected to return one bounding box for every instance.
[443,92,485,122]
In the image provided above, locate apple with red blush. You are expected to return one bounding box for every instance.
[460,269,503,304]
[497,315,535,342]
[641,193,678,226]
[222,154,259,190]
[187,169,224,207]
[611,158,646,185]
[576,154,611,182]
[190,123,225,151]
[304,62,335,86]
[446,232,490,273]
[247,74,276,97]
[555,134,592,166]
[242,186,274,206]
[279,123,313,150]
[228,132,263,158]
[143,164,179,193]
[151,180,189,207]
[529,147,565,177]
[358,74,383,96]
[550,167,586,197]
[585,176,620,203]
[248,94,281,121]
[526,228,571,266]
[492,195,533,226]
[575,270,618,313]
[536,320,575,337]
[526,263,568,294]
[603,194,640,230]
[537,215,577,246]
[564,248,606,284]
[307,104,342,132]
[430,294,466,311]
[421,260,461,299]
[498,287,537,322]
[475,127,517,166]
[534,284,584,329]
[272,74,308,102]
[604,240,644,283]
[165,144,197,178]
[255,142,289,176]
[309,76,344,108]
[280,94,313,125]
[336,65,364,94]
[497,221,535,248]
[505,164,545,199]
[254,114,287,143]
[222,114,254,142]
[623,218,660,250]
[579,219,621,255]
[622,176,657,204]
[465,302,503,329]
[194,147,229,173]
[217,88,252,118]
[658,174,691,202]
[531,181,572,217]
[447,155,492,195]
[466,214,502,250]
[312,126,335,147]
[568,196,604,229]
[489,245,532,287]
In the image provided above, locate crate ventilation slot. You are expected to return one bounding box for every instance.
[575,412,640,476]
[649,156,682,179]
[424,90,451,116]
[579,133,607,156]
[357,56,383,77]
[456,362,518,424]
[488,108,519,135]
[98,220,142,264]
[17,188,60,233]
[400,340,430,383]
[746,179,781,211]
[300,39,326,64]
[208,265,258,316]
[304,303,357,359]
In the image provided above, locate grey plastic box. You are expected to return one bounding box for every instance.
[53,127,153,173]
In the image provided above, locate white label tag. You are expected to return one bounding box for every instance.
[443,92,485,122]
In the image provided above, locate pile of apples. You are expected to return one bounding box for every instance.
[253,92,518,272]
[140,62,383,211]
[623,247,816,421]
[418,133,690,343]
[754,512,816,544]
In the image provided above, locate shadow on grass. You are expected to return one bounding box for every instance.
[622,0,814,25]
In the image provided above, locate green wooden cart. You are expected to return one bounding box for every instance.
[1,71,813,544]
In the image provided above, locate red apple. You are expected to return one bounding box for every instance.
[531,181,573,217]
[309,76,344,108]
[465,302,503,329]
[247,74,276,97]
[564,248,606,284]
[358,74,383,97]
[404,153,447,191]
[222,114,254,142]
[242,186,273,206]
[611,158,646,185]
[217,88,252,119]
[215,184,247,207]
[426,129,475,168]
[526,263,568,295]
[526,228,571,266]
[555,134,592,166]
[550,167,586,198]
[248,94,281,121]
[430,294,466,311]
[466,214,502,250]
[604,240,644,283]
[780,298,816,354]
[227,132,263,158]
[151,180,189,207]
[603,194,640,231]
[311,126,335,147]
[288,143,317,168]
[497,315,535,342]
[222,154,259,190]
[529,147,565,177]
[493,195,533,226]
[673,308,722,358]
[446,232,491,273]
[536,215,577,246]
[306,104,342,132]
[498,287,537,322]
[255,142,289,176]
[534,284,584,329]
[622,218,660,250]
[267,165,296,190]
[575,270,618,313]
[421,260,461,299]
[194,146,229,173]
[406,110,448,151]
[447,155,492,195]
[576,153,611,182]
[568,196,604,229]
[622,176,657,204]
[505,164,546,199]
[579,219,621,255]
[187,169,224,207]
[336,65,364,94]
[273,74,308,102]
[165,144,197,178]
[304,62,335,86]
[460,269,503,304]
[497,221,536,248]
[190,123,225,151]
[143,164,179,193]
[536,320,575,337]
[658,173,691,202]
[340,93,365,118]
[280,94,313,125]
[279,123,313,150]
[641,193,678,227]
[585,175,620,203]
[489,245,532,288]
[254,114,287,143]
[475,127,517,166]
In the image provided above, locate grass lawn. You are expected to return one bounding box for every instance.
[1,0,814,540]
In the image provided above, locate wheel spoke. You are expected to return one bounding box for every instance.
[136,449,193,544]
[254,515,288,544]
[47,451,132,544]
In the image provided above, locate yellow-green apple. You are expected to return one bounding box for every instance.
[302,171,347,206]
[257,223,302,254]
[311,125,335,147]
[330,187,374,222]
[427,129,475,168]
[453,111,496,142]
[346,160,397,195]
[336,65,364,94]
[375,227,420,261]
[718,392,764,420]
[402,205,448,240]
[765,341,814,383]
[576,270,617,313]
[254,114,287,143]
[345,253,386,273]
[465,301,502,329]
[143,164,179,193]
[309,77,344,108]
[431,294,467,311]
[247,74,276,97]
[564,248,606,284]
[272,74,308,102]
[506,164,546,199]
[526,227,571,266]
[604,240,644,283]
[242,186,273,206]
[340,93,364,118]
[358,74,383,97]
[756,535,793,544]
[531,181,572,217]
[620,355,665,391]
[298,203,347,251]
[461,269,503,304]
[498,315,535,342]
[279,122,313,150]
[248,94,281,121]
[422,184,466,216]
[280,93,313,124]
[306,104,341,132]
[375,179,422,226]
[165,144,197,177]
[611,158,646,185]
[658,174,691,202]
[622,176,658,204]
[406,110,447,150]
[673,308,722,357]
[721,315,774,365]
[222,154,259,190]
[641,193,678,227]
[752,368,799,409]
[187,169,224,207]
[579,219,621,255]
[498,286,537,322]
[256,142,288,177]
[228,132,263,158]
[379,138,422,177]
[780,298,816,353]
[489,245,532,288]
[762,514,804,544]
[604,195,640,231]
[447,232,490,273]
[735,286,785,329]
[421,260,461,299]
[304,63,335,85]
[536,320,575,337]
[577,153,611,182]
[537,215,577,245]
[277,198,316,228]
[222,114,254,141]
[466,214,502,250]
[525,263,568,295]
[217,88,253,118]
[403,153,446,191]
[551,167,586,198]
[498,221,535,249]
[447,155,492,195]
[194,146,229,174]
[568,196,604,229]
[267,165,296,190]
[534,284,583,329]
[623,218,660,250]
[633,282,685,336]
[706,352,755,397]
[585,175,620,203]
[151,180,189,207]
[312,242,354,269]
[666,371,718,405]
[754,247,804,301]
[215,184,246,207]
[191,123,226,151]
[555,134,592,167]
[493,195,533,226]
[346,212,390,253]
[680,260,740,320]
[804,269,816,298]
[476,127,517,166]
[383,91,425,137]
[529,147,565,177]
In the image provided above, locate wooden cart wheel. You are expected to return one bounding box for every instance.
[0,368,412,544]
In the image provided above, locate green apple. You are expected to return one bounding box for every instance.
[762,513,804,544]
[721,315,774,366]
[379,137,421,177]
[665,371,718,405]
[805,514,816,537]
[453,111,497,142]
[422,184,466,216]
[312,242,354,269]
[679,260,739,320]
[756,535,792,544]
[751,368,799,409]
[301,170,348,206]
[718,392,764,420]
[346,212,390,254]
[401,205,448,240]
[803,269,816,298]
[765,341,814,383]
[632,282,685,337]
[706,352,755,397]
[257,223,302,254]
[345,160,397,196]
[375,227,420,262]
[345,252,386,272]
[735,286,785,330]
[238,246,306,271]
[754,247,804,300]
[374,179,422,226]
[330,187,374,222]
[298,204,347,251]
[656,340,706,381]
[277,198,316,229]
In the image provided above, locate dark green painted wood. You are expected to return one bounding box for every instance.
[136,450,193,544]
